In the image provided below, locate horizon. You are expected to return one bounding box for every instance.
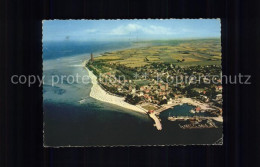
[43,37,221,43]
[43,19,221,42]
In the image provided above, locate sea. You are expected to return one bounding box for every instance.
[43,41,222,146]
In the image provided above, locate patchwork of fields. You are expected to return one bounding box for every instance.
[95,39,221,67]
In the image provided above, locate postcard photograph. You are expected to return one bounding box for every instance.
[43,19,222,147]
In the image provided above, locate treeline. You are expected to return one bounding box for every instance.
[125,94,141,105]
[86,64,99,76]
[115,65,137,79]
[100,83,125,97]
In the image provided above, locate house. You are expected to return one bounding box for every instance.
[148,110,154,114]
[216,94,222,101]
[128,86,132,91]
[160,84,166,90]
[144,94,150,99]
[165,83,169,90]
[138,92,144,97]
[148,97,152,102]
[200,95,209,102]
[140,86,145,91]
[203,77,210,83]
[195,106,201,112]
[131,88,136,94]
[215,85,223,91]
[144,89,150,94]
[159,92,166,96]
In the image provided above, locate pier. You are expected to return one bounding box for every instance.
[168,116,223,122]
[148,113,162,130]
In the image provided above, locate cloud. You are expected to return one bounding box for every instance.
[110,24,141,35]
[110,23,174,35]
[84,29,97,33]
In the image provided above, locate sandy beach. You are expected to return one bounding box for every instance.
[84,65,146,114]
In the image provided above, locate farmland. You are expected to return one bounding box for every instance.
[94,38,221,68]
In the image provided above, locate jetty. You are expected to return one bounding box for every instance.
[179,119,218,129]
[148,112,162,130]
[168,116,223,122]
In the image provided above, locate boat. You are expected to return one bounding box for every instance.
[168,116,177,121]
[190,109,195,114]
[178,120,218,129]
[78,98,86,104]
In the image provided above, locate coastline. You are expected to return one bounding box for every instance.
[83,61,147,114]
[82,59,222,130]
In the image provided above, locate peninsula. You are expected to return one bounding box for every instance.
[84,39,223,130]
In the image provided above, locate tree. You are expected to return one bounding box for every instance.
[159,99,167,105]
[169,93,175,98]
[125,94,141,105]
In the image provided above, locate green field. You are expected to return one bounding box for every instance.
[95,38,221,68]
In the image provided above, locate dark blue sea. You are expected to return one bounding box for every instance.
[43,41,222,146]
[43,41,133,60]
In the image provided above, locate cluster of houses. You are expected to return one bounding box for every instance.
[99,73,173,104]
[96,63,222,106]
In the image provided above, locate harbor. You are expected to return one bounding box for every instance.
[145,99,222,131]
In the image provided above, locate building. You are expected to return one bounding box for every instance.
[215,85,223,91]
[216,94,222,101]
[148,110,154,114]
[200,95,209,102]
[195,107,201,112]
[160,85,165,91]
[138,92,144,97]
[140,86,145,91]
[91,53,94,61]
[165,83,169,90]
[131,88,136,94]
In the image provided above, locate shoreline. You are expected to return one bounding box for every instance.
[83,60,162,130]
[82,56,222,130]
[83,61,147,114]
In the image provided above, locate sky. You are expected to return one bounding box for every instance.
[43,19,221,42]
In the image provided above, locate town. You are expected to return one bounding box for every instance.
[87,57,222,109]
[86,39,222,130]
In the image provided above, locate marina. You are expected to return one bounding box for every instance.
[145,102,222,131]
[179,119,218,129]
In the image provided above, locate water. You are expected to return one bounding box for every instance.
[43,41,133,60]
[43,41,222,146]
[160,104,217,117]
